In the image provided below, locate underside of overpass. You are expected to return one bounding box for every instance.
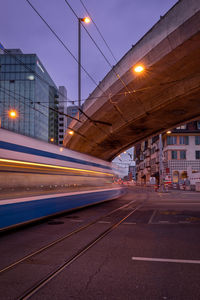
[63,0,200,161]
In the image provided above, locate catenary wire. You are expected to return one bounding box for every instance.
[0,86,82,123]
[25,0,106,96]
[23,1,122,135]
[63,0,131,95]
[0,87,48,118]
[79,0,118,64]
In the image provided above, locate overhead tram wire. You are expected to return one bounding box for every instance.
[63,0,131,123]
[0,87,48,118]
[1,47,194,105]
[5,2,151,105]
[0,86,81,123]
[79,0,118,64]
[25,0,105,96]
[0,87,97,147]
[64,0,131,95]
[24,0,122,139]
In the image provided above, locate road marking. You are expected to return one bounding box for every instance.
[131,257,200,264]
[148,210,157,224]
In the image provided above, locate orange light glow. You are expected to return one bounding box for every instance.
[134,65,144,73]
[69,130,74,135]
[50,138,54,142]
[166,130,171,134]
[8,110,17,118]
[83,17,91,23]
[0,158,113,176]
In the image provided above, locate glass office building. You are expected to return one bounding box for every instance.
[0,49,59,143]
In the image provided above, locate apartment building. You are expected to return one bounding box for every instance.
[135,121,200,185]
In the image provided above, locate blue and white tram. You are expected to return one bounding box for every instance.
[0,129,124,231]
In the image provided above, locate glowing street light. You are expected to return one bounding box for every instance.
[50,138,54,142]
[82,17,91,24]
[134,65,144,73]
[68,130,74,136]
[166,130,171,134]
[8,110,18,118]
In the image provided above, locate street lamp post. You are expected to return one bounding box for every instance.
[78,17,90,109]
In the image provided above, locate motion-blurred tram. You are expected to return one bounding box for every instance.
[0,129,124,231]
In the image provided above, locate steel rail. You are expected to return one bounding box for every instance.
[0,198,136,275]
[19,201,143,300]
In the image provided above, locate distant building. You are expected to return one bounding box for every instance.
[135,121,200,186]
[67,106,79,127]
[0,48,59,143]
[128,165,136,180]
[57,86,68,145]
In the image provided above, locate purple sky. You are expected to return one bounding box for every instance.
[1,0,177,104]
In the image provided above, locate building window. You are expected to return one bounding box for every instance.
[167,136,177,145]
[171,150,177,159]
[180,150,186,159]
[59,135,64,138]
[197,121,200,130]
[173,171,179,183]
[196,151,200,159]
[59,129,63,132]
[195,136,200,145]
[59,118,64,121]
[176,125,186,130]
[59,123,64,127]
[179,136,189,145]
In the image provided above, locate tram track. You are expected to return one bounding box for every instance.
[0,198,145,300]
[0,199,137,275]
[18,201,143,300]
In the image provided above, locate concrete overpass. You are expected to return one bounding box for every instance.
[63,0,200,161]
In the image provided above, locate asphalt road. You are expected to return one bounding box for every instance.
[0,187,200,300]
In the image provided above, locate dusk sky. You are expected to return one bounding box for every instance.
[1,0,177,105]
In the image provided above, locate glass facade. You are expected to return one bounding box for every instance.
[0,50,58,142]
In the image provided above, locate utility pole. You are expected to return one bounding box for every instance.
[78,18,81,109]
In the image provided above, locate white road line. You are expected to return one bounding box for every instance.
[131,257,200,264]
[148,210,157,224]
